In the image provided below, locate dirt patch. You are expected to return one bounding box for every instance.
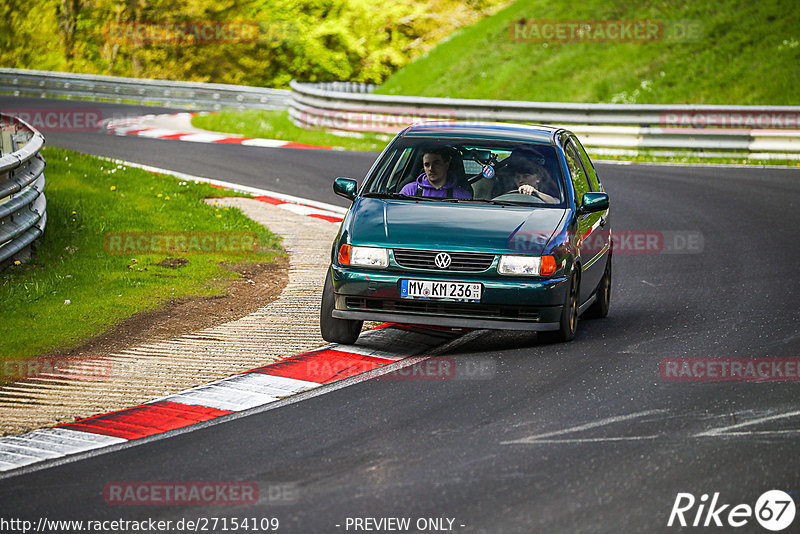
[43,255,289,359]
[156,257,190,268]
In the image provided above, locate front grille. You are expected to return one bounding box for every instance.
[345,297,540,321]
[392,249,495,272]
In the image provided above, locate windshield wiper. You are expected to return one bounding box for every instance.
[490,199,543,206]
[363,192,429,201]
[408,197,506,205]
[438,198,525,206]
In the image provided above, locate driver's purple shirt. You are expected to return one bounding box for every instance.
[399,173,472,199]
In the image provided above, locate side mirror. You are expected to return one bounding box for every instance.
[333,177,358,200]
[579,192,609,214]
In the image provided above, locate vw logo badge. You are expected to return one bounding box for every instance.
[434,252,452,269]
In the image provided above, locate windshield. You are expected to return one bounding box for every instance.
[363,138,566,207]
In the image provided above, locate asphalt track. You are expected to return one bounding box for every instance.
[2,97,800,533]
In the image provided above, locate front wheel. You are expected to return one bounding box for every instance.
[320,269,363,345]
[539,273,578,343]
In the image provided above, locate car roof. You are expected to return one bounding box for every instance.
[400,122,560,145]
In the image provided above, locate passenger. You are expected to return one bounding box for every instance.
[399,147,472,199]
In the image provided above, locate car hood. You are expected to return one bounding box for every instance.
[349,198,568,255]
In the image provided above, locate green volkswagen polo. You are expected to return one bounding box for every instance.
[320,123,611,344]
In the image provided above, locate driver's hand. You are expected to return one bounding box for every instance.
[518,184,536,195]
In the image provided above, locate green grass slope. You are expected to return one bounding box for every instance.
[376,0,800,104]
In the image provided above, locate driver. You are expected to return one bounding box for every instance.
[399,147,472,199]
[493,156,559,203]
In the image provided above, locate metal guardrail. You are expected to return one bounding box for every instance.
[0,113,46,270]
[289,81,800,159]
[1,69,797,159]
[0,68,290,111]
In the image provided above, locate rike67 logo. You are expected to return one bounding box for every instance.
[668,490,796,531]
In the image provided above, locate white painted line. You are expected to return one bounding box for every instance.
[694,409,800,437]
[176,133,229,143]
[0,442,63,459]
[0,429,127,473]
[240,138,290,148]
[508,436,661,444]
[101,158,348,215]
[0,445,46,460]
[163,385,279,412]
[332,344,407,361]
[110,125,146,135]
[31,428,128,446]
[501,409,668,445]
[0,428,130,471]
[221,373,321,395]
[134,129,181,138]
[710,430,800,437]
[0,451,41,470]
[3,434,105,455]
[161,373,319,412]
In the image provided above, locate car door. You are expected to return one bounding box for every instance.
[572,135,611,270]
[563,137,607,305]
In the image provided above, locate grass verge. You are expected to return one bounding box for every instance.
[0,147,284,367]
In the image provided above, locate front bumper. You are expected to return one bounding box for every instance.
[330,264,570,331]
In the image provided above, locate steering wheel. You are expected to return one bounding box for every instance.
[506,188,546,200]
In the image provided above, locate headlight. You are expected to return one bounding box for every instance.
[339,244,388,268]
[498,255,556,276]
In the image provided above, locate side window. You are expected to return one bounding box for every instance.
[564,143,590,206]
[572,137,601,191]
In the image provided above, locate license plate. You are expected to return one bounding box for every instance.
[400,279,482,301]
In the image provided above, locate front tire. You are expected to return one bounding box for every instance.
[539,272,578,343]
[320,268,363,345]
